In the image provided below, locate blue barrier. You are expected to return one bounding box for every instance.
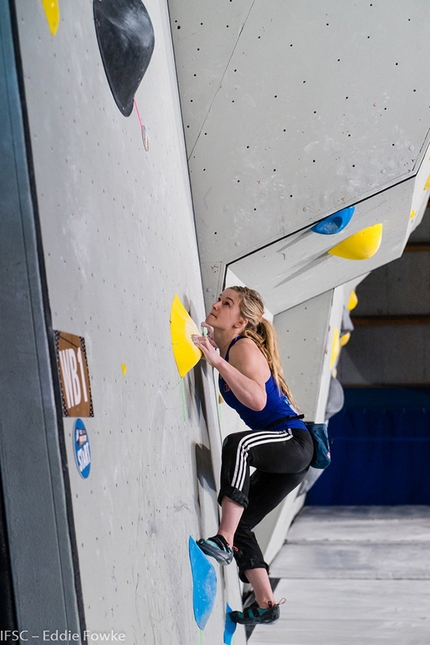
[307,387,430,505]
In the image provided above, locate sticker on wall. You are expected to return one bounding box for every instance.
[93,0,155,116]
[54,331,94,417]
[74,418,91,479]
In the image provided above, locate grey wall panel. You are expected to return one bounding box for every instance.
[12,1,246,642]
[169,0,255,154]
[274,291,335,420]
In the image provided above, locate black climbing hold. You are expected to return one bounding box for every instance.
[94,0,155,116]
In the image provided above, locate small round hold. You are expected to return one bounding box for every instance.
[206,287,212,293]
[235,241,240,247]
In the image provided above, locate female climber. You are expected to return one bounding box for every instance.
[192,286,314,626]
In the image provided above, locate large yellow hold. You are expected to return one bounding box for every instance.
[170,295,202,378]
[328,223,383,260]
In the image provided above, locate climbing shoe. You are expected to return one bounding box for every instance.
[229,599,285,625]
[197,534,234,565]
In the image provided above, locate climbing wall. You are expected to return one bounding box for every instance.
[11,0,245,643]
[4,0,430,642]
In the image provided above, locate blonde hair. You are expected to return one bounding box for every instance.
[229,286,299,408]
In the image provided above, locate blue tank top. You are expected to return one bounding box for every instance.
[218,336,307,431]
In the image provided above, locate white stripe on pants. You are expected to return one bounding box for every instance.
[231,430,293,492]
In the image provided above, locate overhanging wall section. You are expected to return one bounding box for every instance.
[169,0,430,306]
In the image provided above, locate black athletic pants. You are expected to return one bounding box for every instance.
[218,427,314,582]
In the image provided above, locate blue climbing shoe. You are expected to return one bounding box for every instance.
[229,599,285,625]
[197,534,234,565]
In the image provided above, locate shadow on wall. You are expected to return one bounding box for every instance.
[192,361,210,431]
[195,444,216,494]
[193,443,217,540]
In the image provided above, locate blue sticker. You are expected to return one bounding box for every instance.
[74,418,91,478]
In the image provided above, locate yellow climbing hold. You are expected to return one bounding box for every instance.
[424,174,430,191]
[170,294,202,378]
[328,224,383,260]
[330,327,340,370]
[41,0,60,35]
[347,291,358,311]
[409,210,416,219]
[121,363,127,376]
[340,332,351,347]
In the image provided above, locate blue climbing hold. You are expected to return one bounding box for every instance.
[224,604,237,645]
[189,536,217,630]
[311,206,355,235]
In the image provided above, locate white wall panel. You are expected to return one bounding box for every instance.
[229,178,415,314]
[169,0,430,303]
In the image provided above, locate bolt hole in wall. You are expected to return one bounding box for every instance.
[307,207,430,505]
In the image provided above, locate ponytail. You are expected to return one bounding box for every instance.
[229,286,300,409]
[243,319,299,409]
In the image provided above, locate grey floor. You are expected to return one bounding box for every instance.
[249,506,430,645]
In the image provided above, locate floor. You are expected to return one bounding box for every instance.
[248,506,430,644]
